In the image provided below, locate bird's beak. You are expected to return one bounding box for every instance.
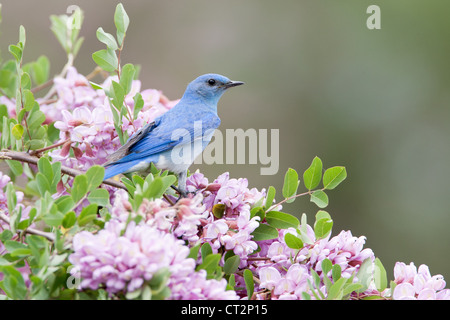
[223,80,244,89]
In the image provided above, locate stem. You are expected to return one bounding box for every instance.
[31,79,54,94]
[0,150,126,190]
[267,190,316,212]
[85,66,103,81]
[247,257,271,262]
[236,270,261,285]
[29,138,71,156]
[0,212,55,242]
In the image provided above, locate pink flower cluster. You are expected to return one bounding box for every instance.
[248,227,374,299]
[111,189,208,243]
[392,262,450,300]
[69,219,238,299]
[188,172,265,266]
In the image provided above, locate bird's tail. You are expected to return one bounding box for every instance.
[103,161,141,180]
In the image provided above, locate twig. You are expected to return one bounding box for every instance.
[0,150,127,190]
[85,66,103,81]
[29,138,71,156]
[0,212,55,242]
[266,190,315,212]
[30,79,54,94]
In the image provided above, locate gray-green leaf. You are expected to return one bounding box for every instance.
[303,156,323,190]
[323,166,347,190]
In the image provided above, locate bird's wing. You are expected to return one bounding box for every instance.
[103,120,158,166]
[105,112,220,166]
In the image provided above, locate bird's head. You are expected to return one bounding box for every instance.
[183,73,244,106]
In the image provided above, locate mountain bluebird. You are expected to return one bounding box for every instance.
[103,73,244,197]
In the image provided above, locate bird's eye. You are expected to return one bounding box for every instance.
[207,79,216,86]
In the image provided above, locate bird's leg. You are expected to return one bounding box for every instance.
[176,171,188,199]
[171,185,182,194]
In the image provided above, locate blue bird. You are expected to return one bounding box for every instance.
[103,73,244,197]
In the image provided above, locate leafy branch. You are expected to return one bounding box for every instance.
[0,150,126,190]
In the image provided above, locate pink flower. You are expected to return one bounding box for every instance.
[69,219,237,299]
[393,262,450,300]
[259,267,281,290]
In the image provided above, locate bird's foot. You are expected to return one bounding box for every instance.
[171,185,197,203]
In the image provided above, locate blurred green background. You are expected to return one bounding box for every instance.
[1,0,450,282]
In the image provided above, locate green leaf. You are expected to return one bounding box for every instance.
[342,283,363,297]
[0,229,13,242]
[32,55,50,85]
[251,223,278,241]
[55,195,75,214]
[303,156,323,190]
[21,72,31,90]
[120,63,135,94]
[6,160,23,177]
[356,258,374,293]
[50,162,62,192]
[374,257,387,292]
[74,38,85,56]
[9,44,22,62]
[200,243,213,261]
[92,49,118,72]
[38,157,53,182]
[121,177,136,195]
[19,25,26,46]
[36,172,51,197]
[332,264,342,282]
[96,27,118,50]
[314,217,333,239]
[227,274,236,290]
[310,190,329,208]
[27,110,45,130]
[146,177,164,199]
[4,240,28,253]
[223,255,240,275]
[264,186,276,209]
[77,203,98,226]
[42,205,63,228]
[187,244,201,260]
[0,265,27,299]
[22,89,35,111]
[11,124,24,140]
[87,189,110,207]
[133,92,144,119]
[243,269,254,299]
[323,166,347,190]
[212,203,225,219]
[327,277,346,300]
[315,210,331,221]
[284,233,303,249]
[62,211,76,229]
[197,254,221,278]
[321,258,332,275]
[86,165,105,191]
[265,211,299,229]
[114,3,130,45]
[24,139,45,150]
[50,14,69,53]
[250,206,265,221]
[282,168,299,203]
[110,80,125,109]
[71,175,88,203]
[148,267,170,291]
[160,175,177,194]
